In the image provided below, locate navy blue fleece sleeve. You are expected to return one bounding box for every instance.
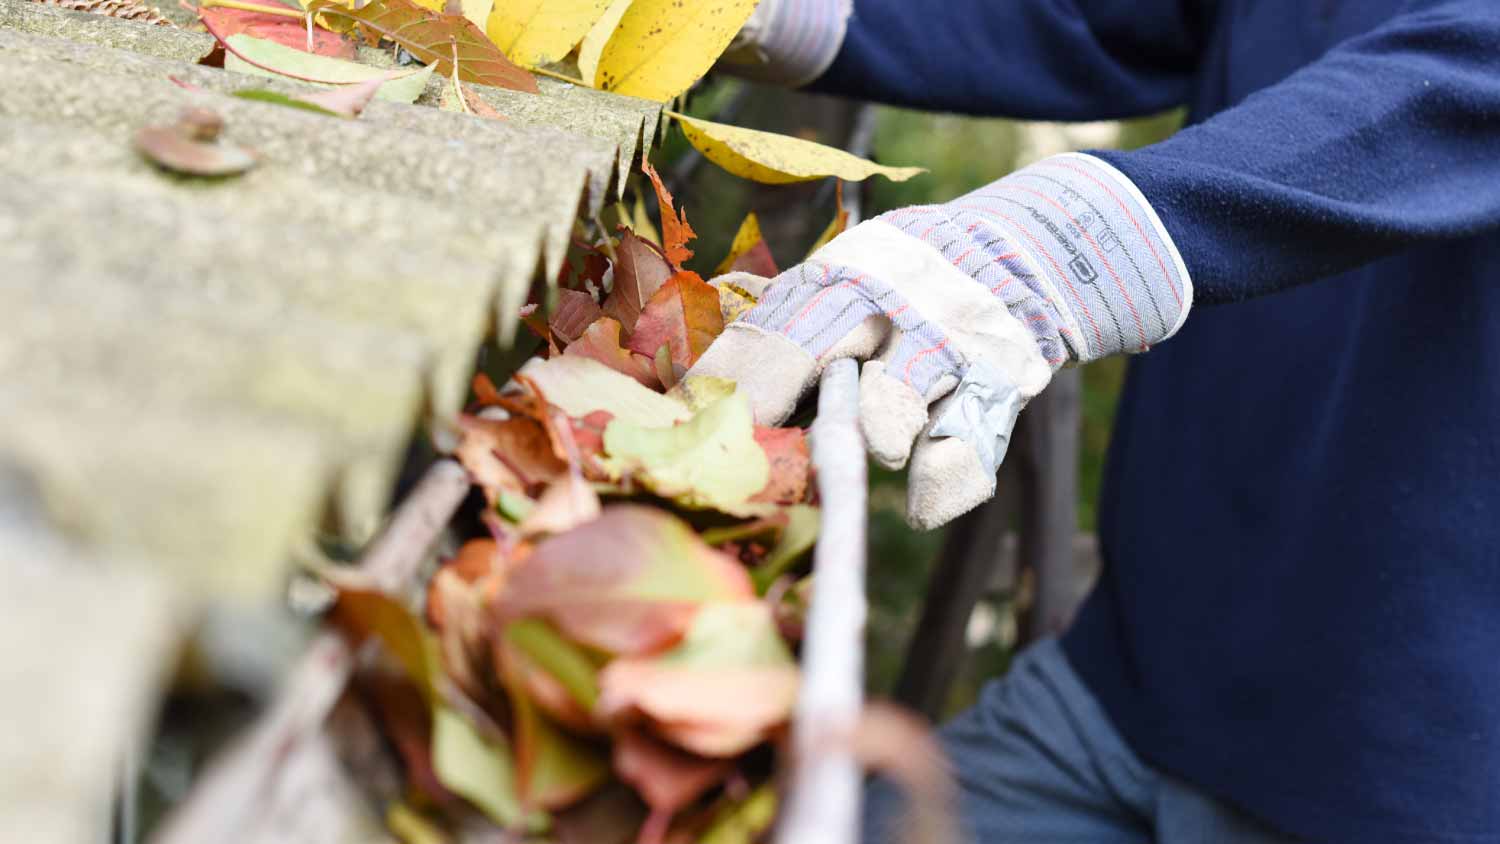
[1096,0,1500,303]
[812,0,1208,119]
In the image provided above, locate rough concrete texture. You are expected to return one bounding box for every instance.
[0,0,664,599]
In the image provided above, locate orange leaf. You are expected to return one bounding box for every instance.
[563,317,661,389]
[642,161,695,269]
[306,0,539,92]
[454,413,567,502]
[626,272,724,369]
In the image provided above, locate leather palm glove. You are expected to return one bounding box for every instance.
[689,153,1193,529]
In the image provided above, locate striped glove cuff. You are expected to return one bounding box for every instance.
[885,152,1193,364]
[721,0,852,87]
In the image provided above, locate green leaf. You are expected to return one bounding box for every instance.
[602,391,770,511]
[700,783,778,844]
[232,88,342,116]
[503,619,600,711]
[218,33,436,102]
[431,705,545,830]
[518,356,691,428]
[753,504,820,592]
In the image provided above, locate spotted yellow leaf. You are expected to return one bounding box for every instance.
[589,0,757,102]
[671,111,927,184]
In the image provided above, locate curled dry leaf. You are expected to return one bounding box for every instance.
[495,505,754,655]
[454,412,568,502]
[642,161,695,269]
[518,471,603,537]
[806,180,850,257]
[305,0,539,92]
[134,109,256,177]
[672,111,927,185]
[588,0,757,102]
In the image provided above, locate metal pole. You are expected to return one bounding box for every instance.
[776,358,867,844]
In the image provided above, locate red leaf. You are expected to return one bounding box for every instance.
[727,239,779,278]
[626,272,725,370]
[197,7,356,59]
[750,426,811,505]
[551,289,604,345]
[563,317,661,389]
[641,161,695,269]
[306,0,539,92]
[602,229,674,334]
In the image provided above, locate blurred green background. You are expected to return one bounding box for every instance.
[663,81,1180,716]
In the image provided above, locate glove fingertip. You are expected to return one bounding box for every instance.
[688,322,817,426]
[904,436,997,531]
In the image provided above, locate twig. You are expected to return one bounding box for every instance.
[149,460,471,844]
[776,359,867,844]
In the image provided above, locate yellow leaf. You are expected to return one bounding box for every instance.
[576,0,632,87]
[461,0,493,31]
[590,0,757,102]
[714,212,763,275]
[486,0,613,68]
[671,111,928,184]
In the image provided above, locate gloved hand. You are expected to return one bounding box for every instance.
[718,0,852,87]
[690,153,1193,529]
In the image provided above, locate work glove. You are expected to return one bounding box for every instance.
[718,0,852,87]
[690,153,1193,529]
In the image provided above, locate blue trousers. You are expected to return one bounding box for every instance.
[864,640,1302,843]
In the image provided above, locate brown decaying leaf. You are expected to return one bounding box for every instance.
[626,272,725,370]
[601,229,674,334]
[134,110,256,177]
[454,413,567,502]
[494,506,755,656]
[197,6,355,58]
[305,0,539,92]
[551,289,605,344]
[563,317,660,390]
[430,568,492,701]
[358,670,460,808]
[750,426,810,505]
[642,161,696,269]
[518,471,602,537]
[426,538,502,628]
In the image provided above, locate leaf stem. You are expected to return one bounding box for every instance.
[531,66,587,86]
[198,0,304,18]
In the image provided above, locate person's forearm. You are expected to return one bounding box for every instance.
[808,0,1205,120]
[1092,0,1500,304]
